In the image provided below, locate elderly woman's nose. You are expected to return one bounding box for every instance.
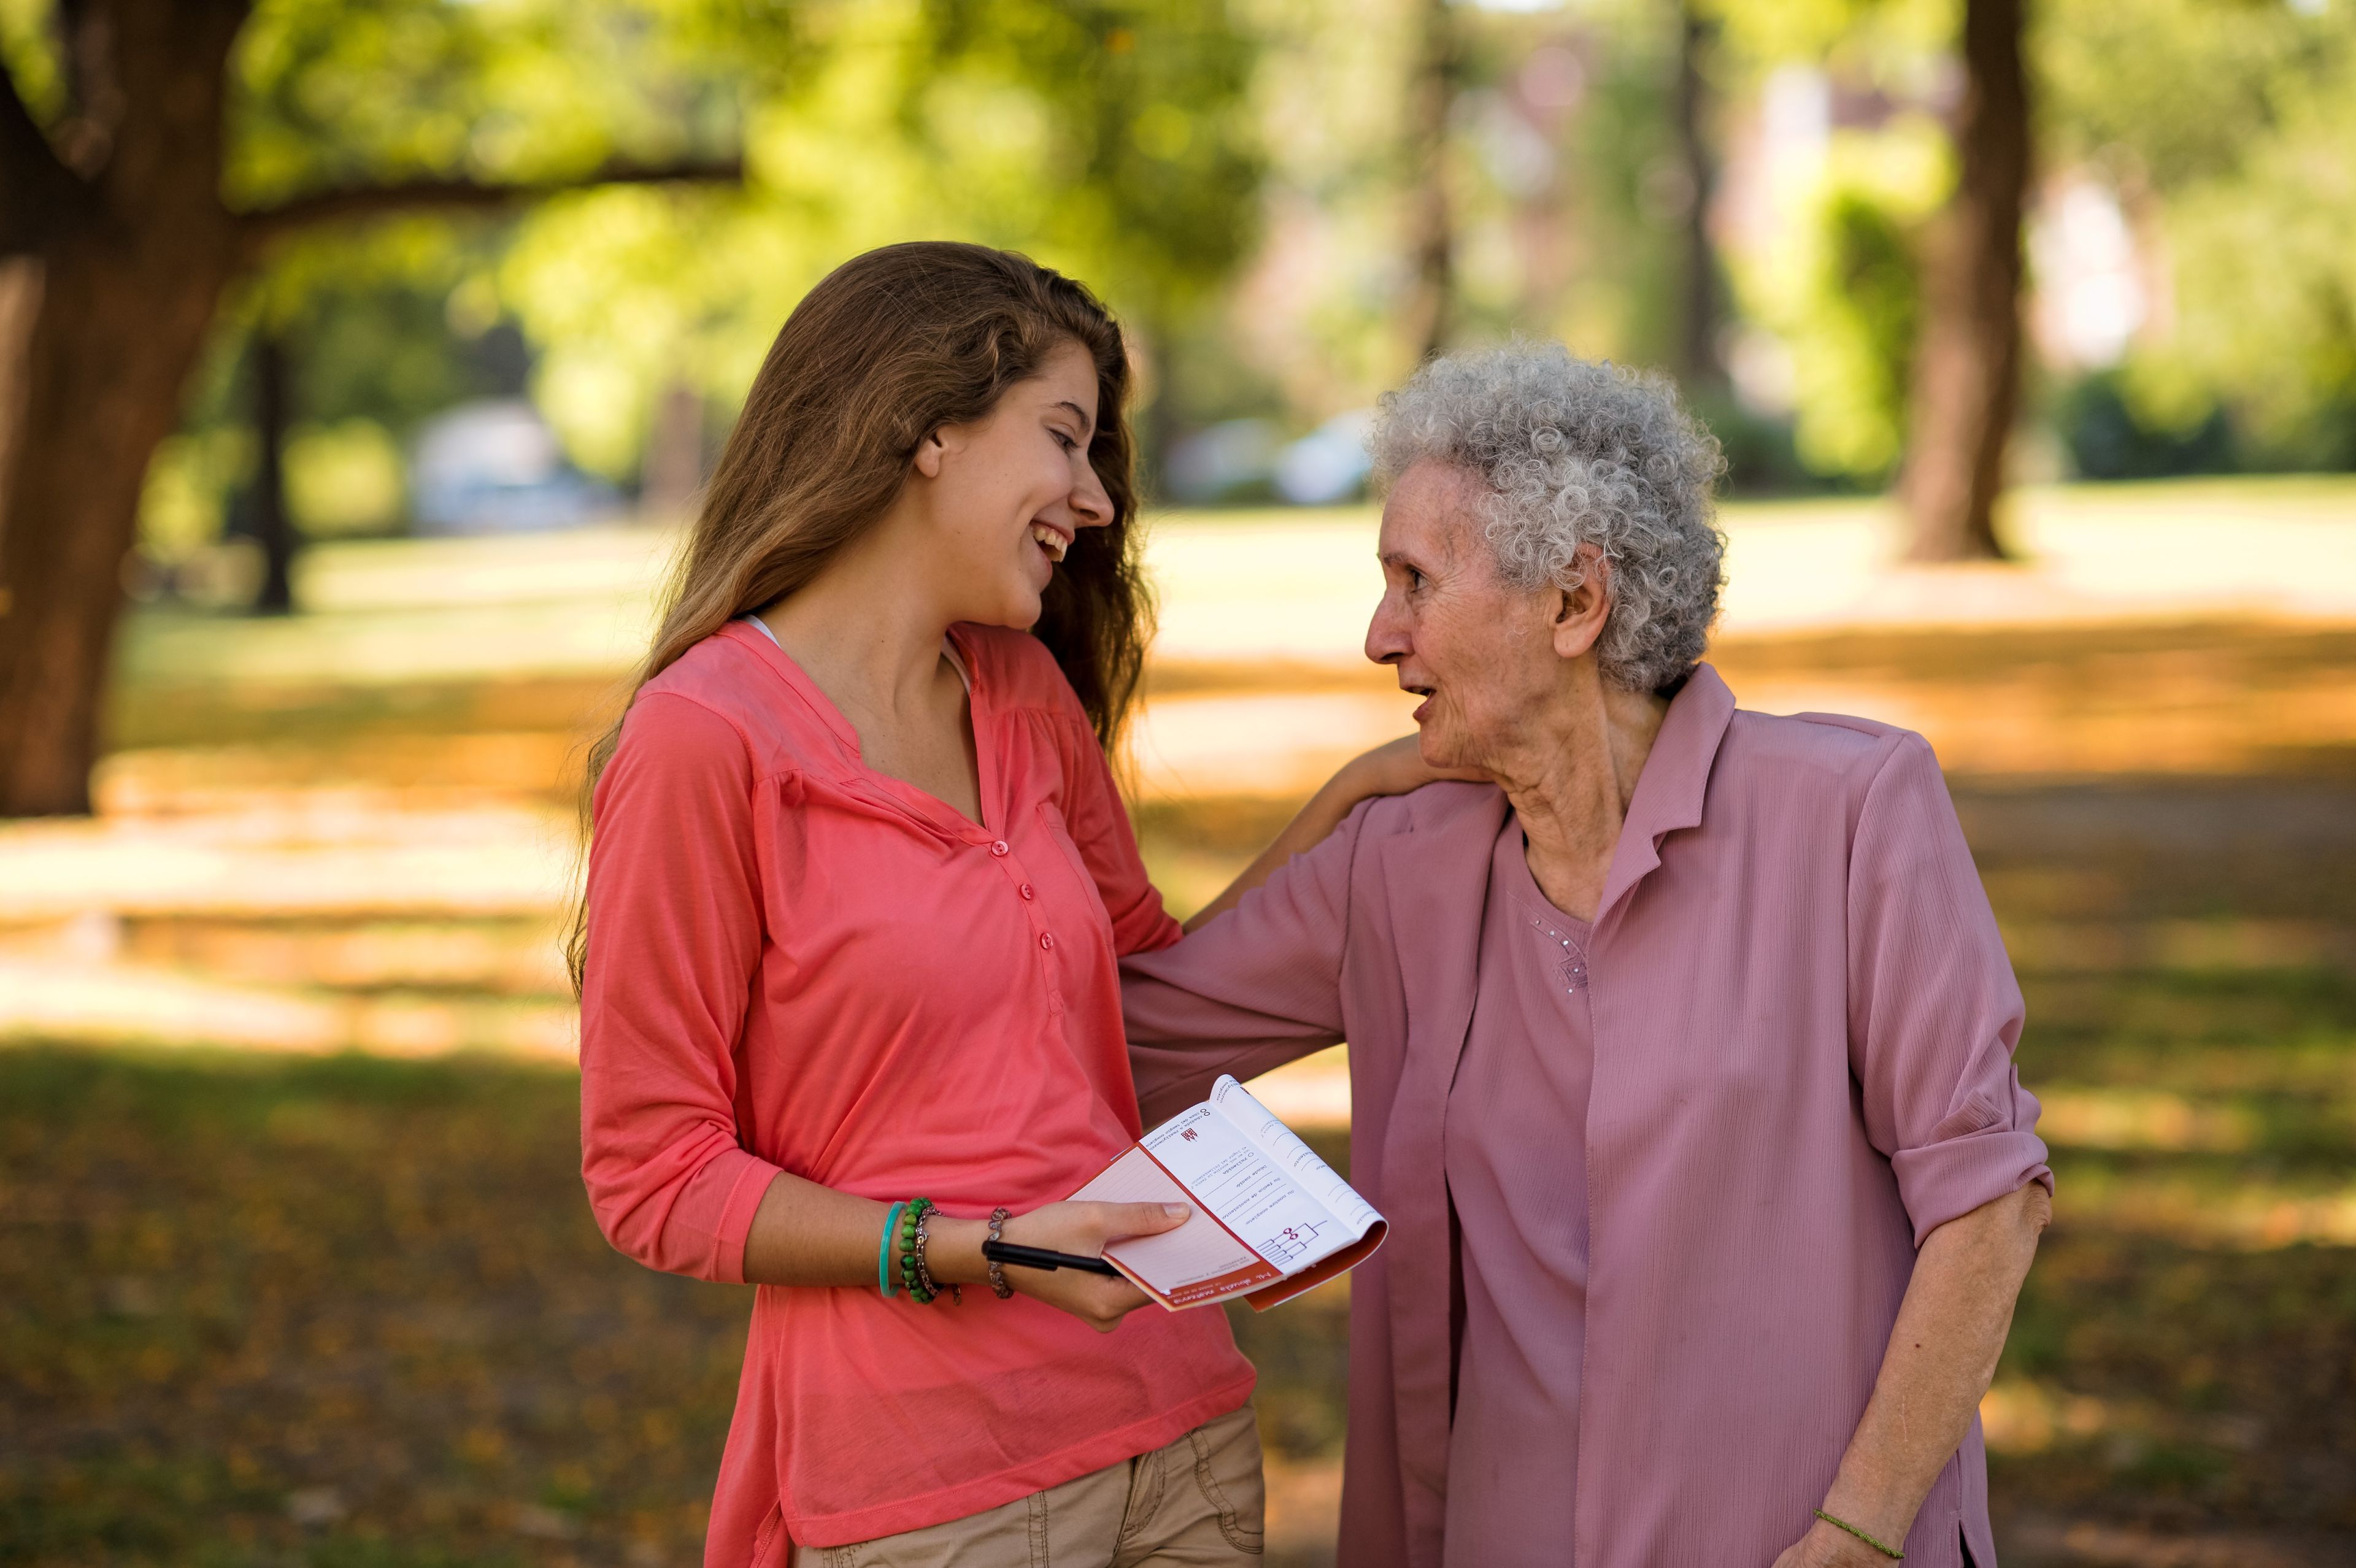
[1365,593,1412,664]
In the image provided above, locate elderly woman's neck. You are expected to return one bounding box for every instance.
[1492,678,1669,922]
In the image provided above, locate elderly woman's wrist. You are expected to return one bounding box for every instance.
[1813,1494,1911,1561]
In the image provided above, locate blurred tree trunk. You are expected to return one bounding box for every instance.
[1901,0,2030,562]
[639,377,706,523]
[0,0,248,815]
[1672,2,1725,396]
[250,332,296,614]
[1399,0,1456,366]
[0,0,739,816]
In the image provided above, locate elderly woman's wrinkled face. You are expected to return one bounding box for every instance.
[1366,461,1591,771]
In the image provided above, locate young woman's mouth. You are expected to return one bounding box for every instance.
[1028,522,1071,564]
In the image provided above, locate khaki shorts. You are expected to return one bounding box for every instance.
[793,1403,1265,1567]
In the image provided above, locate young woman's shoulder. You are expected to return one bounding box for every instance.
[956,623,1087,721]
[621,624,840,781]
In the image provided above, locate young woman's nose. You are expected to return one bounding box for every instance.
[1068,454,1114,530]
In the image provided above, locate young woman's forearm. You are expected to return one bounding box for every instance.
[1184,770,1375,932]
[1813,1182,2050,1552]
[737,1170,1191,1332]
[1184,735,1472,933]
[736,1172,1015,1289]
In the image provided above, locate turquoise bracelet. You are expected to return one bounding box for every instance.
[876,1201,907,1297]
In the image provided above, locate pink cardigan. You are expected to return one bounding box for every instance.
[1123,664,2050,1568]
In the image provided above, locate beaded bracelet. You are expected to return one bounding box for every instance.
[876,1201,907,1298]
[1814,1509,1904,1560]
[985,1207,1014,1299]
[912,1201,961,1305]
[896,1199,935,1302]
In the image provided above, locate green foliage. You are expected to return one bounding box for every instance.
[2041,0,2356,470]
[228,0,780,209]
[106,0,1263,548]
[496,0,1263,477]
[1737,118,1948,480]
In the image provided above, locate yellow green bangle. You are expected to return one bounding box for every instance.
[1814,1509,1904,1560]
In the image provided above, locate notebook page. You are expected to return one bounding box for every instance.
[1139,1100,1357,1274]
[1071,1145,1276,1300]
[1207,1074,1380,1242]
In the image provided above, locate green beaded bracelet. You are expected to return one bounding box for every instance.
[1814,1509,1904,1560]
[876,1201,907,1297]
[899,1198,937,1304]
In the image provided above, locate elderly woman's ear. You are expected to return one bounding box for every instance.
[1550,546,1612,663]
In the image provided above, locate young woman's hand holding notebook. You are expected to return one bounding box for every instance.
[1069,1075,1387,1310]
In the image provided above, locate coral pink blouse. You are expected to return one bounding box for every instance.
[578,621,1254,1563]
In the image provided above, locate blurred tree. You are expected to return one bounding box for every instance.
[248,331,295,613]
[1671,1,1726,394]
[1398,0,1456,364]
[0,0,755,815]
[492,0,1263,495]
[1898,0,2027,559]
[917,0,1265,474]
[2041,0,2356,472]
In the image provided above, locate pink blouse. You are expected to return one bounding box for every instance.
[1123,665,2051,1568]
[578,621,1253,1562]
[1441,820,1598,1567]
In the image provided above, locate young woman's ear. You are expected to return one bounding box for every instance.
[912,429,949,480]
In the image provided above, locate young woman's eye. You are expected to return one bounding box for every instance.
[1052,429,1079,452]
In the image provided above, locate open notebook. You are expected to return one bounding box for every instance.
[1070,1075,1387,1310]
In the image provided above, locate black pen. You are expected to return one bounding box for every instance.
[981,1239,1120,1277]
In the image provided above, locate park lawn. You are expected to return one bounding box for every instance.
[5,932,2355,1564]
[11,518,2354,1564]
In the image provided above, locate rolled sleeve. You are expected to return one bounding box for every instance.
[1847,732,2052,1245]
[579,693,785,1284]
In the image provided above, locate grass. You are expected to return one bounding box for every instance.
[10,512,2356,1565]
[7,802,2354,1564]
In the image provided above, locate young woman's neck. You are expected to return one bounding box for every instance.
[756,517,961,728]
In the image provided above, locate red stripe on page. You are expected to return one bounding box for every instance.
[1133,1137,1276,1268]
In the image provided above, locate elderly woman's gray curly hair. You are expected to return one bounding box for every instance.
[1370,342,1727,693]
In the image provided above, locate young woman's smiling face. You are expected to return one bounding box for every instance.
[915,339,1112,630]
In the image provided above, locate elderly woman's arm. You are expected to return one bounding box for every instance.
[1126,793,1379,1122]
[1774,1182,2051,1567]
[1778,729,2054,1565]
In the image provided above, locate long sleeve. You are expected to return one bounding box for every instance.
[1846,731,2052,1245]
[1120,797,1371,1125]
[578,692,785,1284]
[1055,712,1182,957]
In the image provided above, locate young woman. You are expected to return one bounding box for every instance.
[574,242,1419,1568]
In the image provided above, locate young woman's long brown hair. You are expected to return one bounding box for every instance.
[568,242,1155,988]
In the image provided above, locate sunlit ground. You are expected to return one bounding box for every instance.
[4,482,2355,1566]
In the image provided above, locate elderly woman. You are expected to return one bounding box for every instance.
[1122,345,2052,1568]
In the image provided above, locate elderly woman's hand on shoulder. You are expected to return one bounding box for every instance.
[1181,734,1484,932]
